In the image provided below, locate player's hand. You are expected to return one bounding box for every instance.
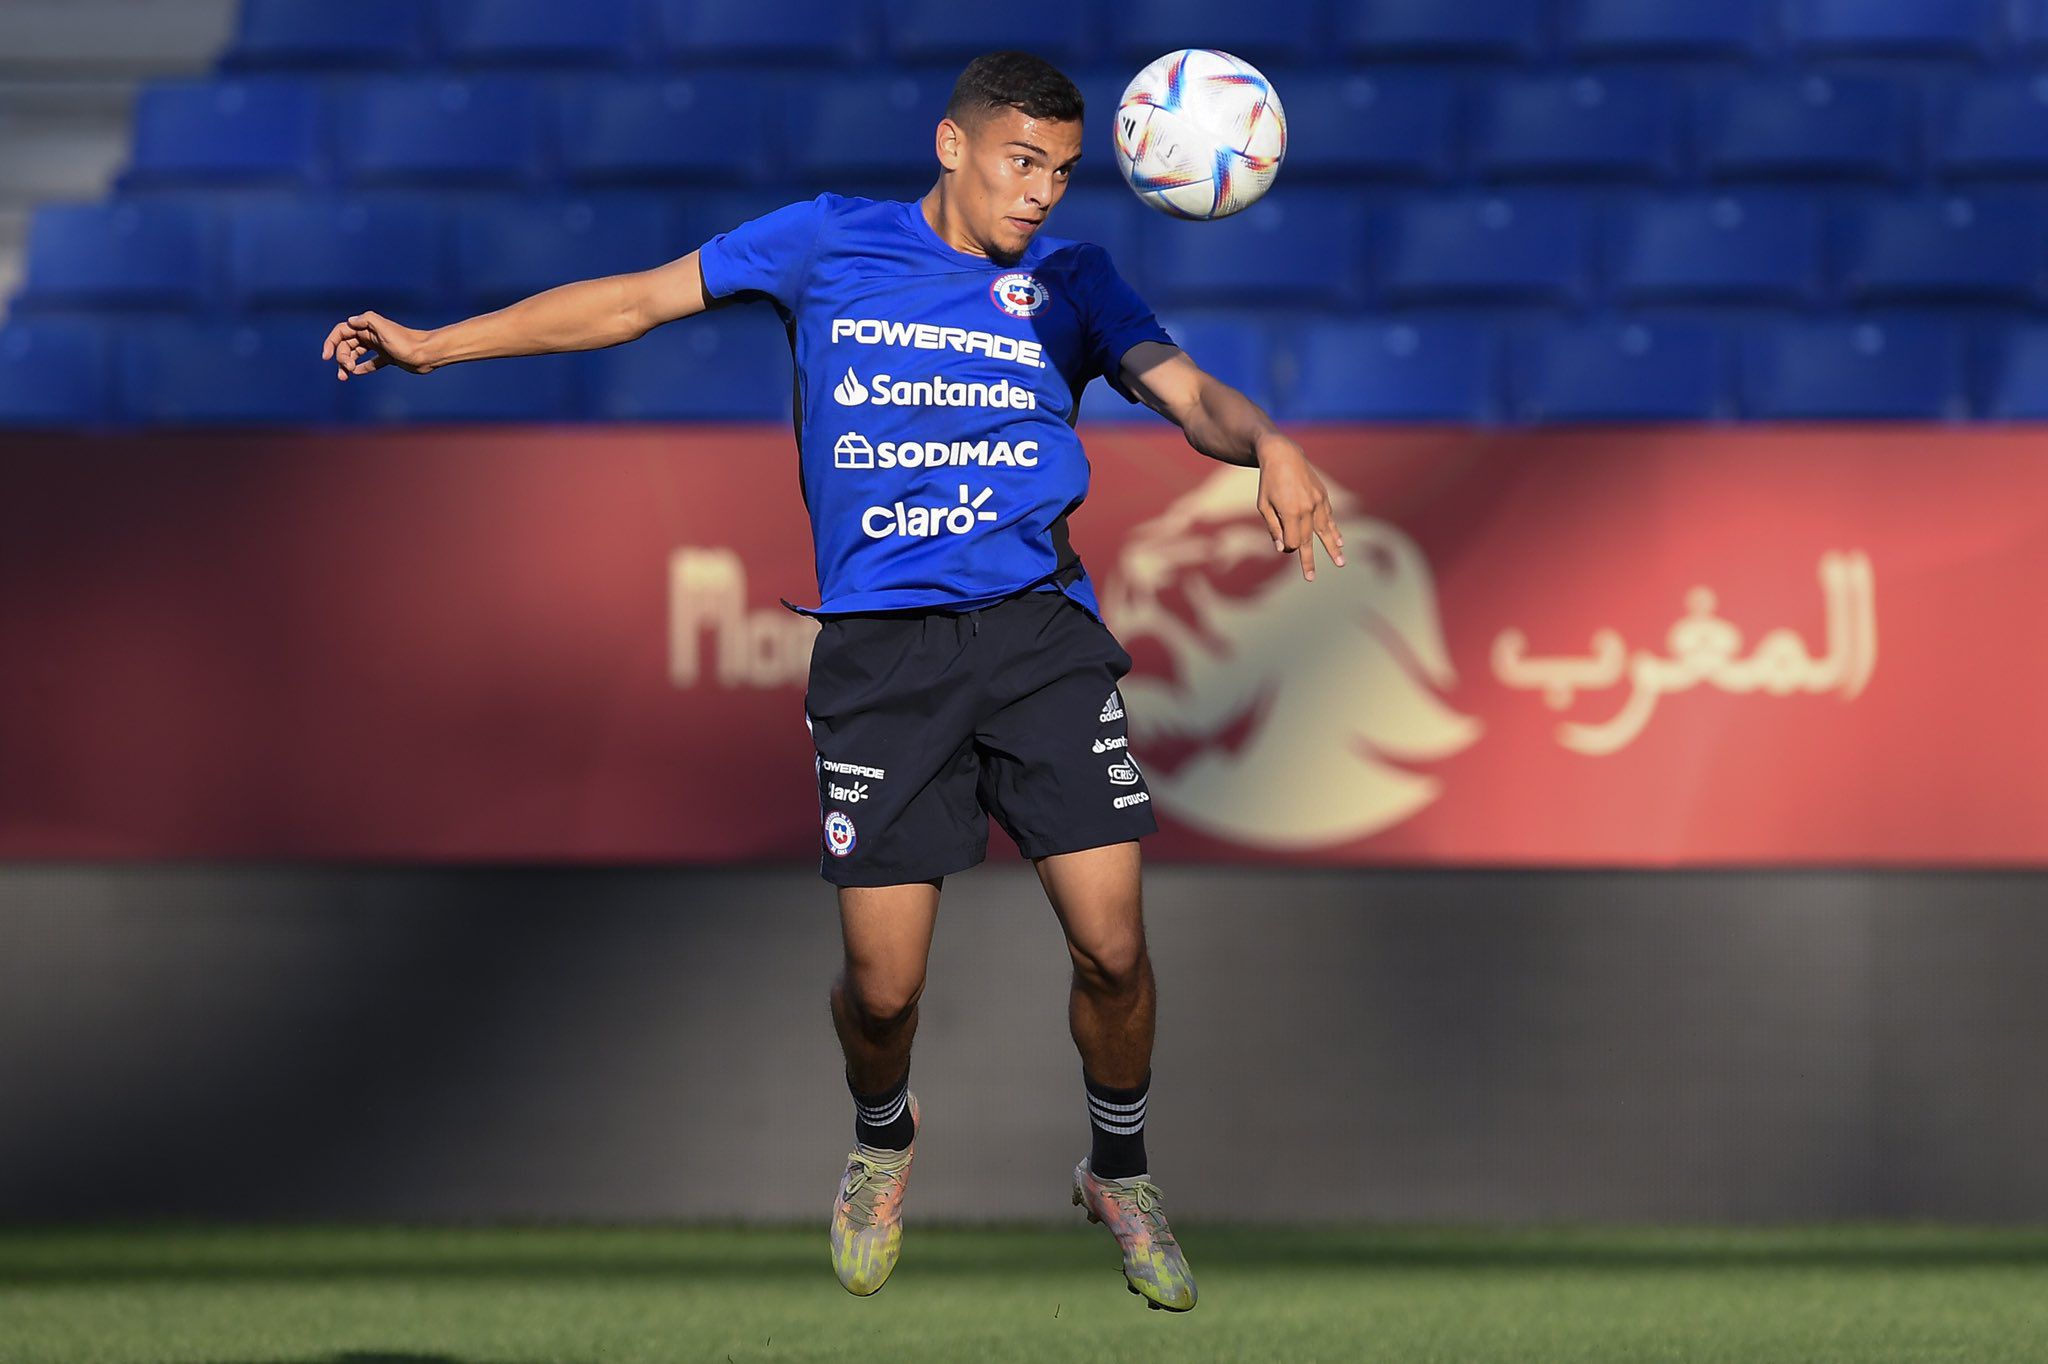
[1254,433,1344,582]
[322,311,432,381]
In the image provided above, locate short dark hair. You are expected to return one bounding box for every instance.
[945,51,1085,130]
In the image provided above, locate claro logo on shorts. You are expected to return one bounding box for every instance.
[835,432,1038,469]
[832,318,1047,369]
[863,484,999,539]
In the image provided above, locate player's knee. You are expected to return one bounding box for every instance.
[1070,935,1147,996]
[841,968,924,1031]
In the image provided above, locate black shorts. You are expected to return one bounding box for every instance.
[804,586,1158,887]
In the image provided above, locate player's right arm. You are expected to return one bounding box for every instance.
[321,250,714,381]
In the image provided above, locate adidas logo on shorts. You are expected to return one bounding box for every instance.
[1098,691,1124,723]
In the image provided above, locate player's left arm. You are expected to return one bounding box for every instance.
[1119,340,1345,581]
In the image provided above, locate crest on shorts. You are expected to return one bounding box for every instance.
[824,809,858,857]
[990,272,1049,318]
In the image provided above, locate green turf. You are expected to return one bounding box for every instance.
[3,1224,2047,1364]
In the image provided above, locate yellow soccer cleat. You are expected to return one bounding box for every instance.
[829,1093,919,1296]
[1072,1157,1198,1311]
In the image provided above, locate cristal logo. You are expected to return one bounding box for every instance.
[835,432,1038,470]
[834,370,869,405]
[832,368,1037,411]
[1106,757,1142,786]
[990,271,1049,318]
[862,484,999,539]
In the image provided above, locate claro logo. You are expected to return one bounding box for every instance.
[862,484,999,539]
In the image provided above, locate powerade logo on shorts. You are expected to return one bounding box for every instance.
[990,272,1049,318]
[825,810,857,857]
[832,318,1047,369]
[833,369,1038,410]
[835,432,1039,469]
[863,484,998,539]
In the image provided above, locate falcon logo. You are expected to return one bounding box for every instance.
[990,272,1049,319]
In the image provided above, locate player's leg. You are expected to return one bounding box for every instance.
[826,877,941,1297]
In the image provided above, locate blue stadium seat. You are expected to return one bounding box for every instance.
[1560,0,1776,59]
[454,197,676,309]
[1696,75,1912,181]
[1470,74,1676,181]
[784,73,952,181]
[226,0,430,69]
[1380,194,1590,304]
[227,197,445,311]
[0,319,116,426]
[333,77,546,187]
[1935,77,2048,179]
[1140,190,1370,309]
[589,309,794,420]
[435,0,644,67]
[1339,0,1547,60]
[673,190,816,258]
[885,0,1095,62]
[652,0,876,64]
[557,75,774,186]
[2020,0,2048,50]
[1835,195,2048,304]
[1979,324,2048,418]
[1107,0,1323,65]
[1607,192,1821,303]
[1282,317,1497,421]
[1267,70,1456,182]
[1086,311,1273,423]
[123,78,324,188]
[17,201,213,311]
[1511,319,1729,422]
[1740,317,1965,419]
[352,353,585,423]
[1039,188,1140,276]
[120,319,343,425]
[1786,0,2005,58]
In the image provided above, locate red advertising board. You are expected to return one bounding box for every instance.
[1,426,2041,864]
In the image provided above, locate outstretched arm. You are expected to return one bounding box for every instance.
[321,249,716,380]
[1118,340,1346,581]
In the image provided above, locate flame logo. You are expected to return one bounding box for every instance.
[833,369,868,406]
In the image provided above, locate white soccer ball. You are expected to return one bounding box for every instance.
[1113,49,1286,221]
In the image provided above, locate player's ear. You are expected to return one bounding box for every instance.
[935,116,966,172]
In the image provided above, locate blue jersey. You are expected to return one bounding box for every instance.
[695,194,1172,620]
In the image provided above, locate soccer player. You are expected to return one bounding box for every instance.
[323,51,1343,1312]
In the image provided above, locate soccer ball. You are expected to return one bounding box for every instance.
[1113,49,1286,221]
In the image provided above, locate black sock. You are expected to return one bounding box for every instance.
[850,1070,914,1151]
[1084,1068,1149,1180]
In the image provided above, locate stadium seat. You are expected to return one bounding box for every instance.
[885,0,1095,63]
[1560,0,1777,59]
[588,309,795,420]
[352,352,585,423]
[123,78,324,189]
[557,76,775,186]
[1085,311,1273,423]
[1696,75,1912,181]
[1039,188,1140,279]
[227,197,445,312]
[1107,0,1323,65]
[1785,0,2006,58]
[0,319,116,426]
[1268,70,1456,182]
[1140,190,1370,309]
[1338,0,1548,60]
[1740,317,1965,419]
[784,73,953,181]
[1834,195,2048,304]
[225,0,430,69]
[1511,319,1729,422]
[2020,0,2048,50]
[1607,192,1822,303]
[1281,316,1497,421]
[1935,77,2048,179]
[453,197,676,310]
[673,190,818,258]
[1470,74,1676,181]
[433,0,645,67]
[119,319,343,426]
[16,200,213,311]
[1380,194,1590,304]
[332,77,547,187]
[652,0,877,64]
[1979,324,2048,418]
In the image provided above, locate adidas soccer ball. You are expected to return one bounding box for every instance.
[1113,49,1286,221]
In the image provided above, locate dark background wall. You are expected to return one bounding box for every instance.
[3,863,2044,1223]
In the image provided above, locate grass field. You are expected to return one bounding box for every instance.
[4,1224,2047,1364]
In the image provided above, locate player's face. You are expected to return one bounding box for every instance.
[957,107,1083,258]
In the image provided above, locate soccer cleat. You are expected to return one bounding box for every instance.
[1072,1157,1198,1311]
[829,1093,919,1296]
